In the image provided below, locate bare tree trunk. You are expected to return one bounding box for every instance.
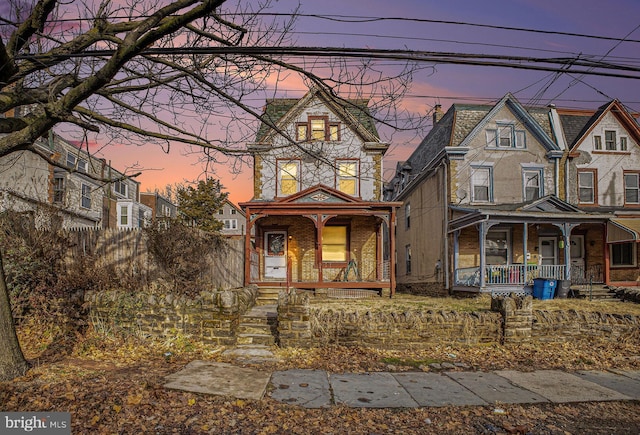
[0,248,29,381]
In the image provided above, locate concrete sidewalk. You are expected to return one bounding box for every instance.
[164,361,640,408]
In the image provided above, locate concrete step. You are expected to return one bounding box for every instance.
[237,333,275,346]
[257,288,283,305]
[572,287,620,300]
[238,323,274,335]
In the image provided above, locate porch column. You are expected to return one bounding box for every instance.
[389,207,397,297]
[316,215,324,284]
[562,223,579,281]
[244,206,252,286]
[453,230,459,286]
[523,223,528,285]
[479,221,487,288]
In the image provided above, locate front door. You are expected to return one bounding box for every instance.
[539,237,557,266]
[264,231,287,280]
[570,235,585,281]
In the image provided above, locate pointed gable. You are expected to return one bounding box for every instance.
[457,93,559,152]
[520,195,583,213]
[566,100,640,152]
[255,87,380,144]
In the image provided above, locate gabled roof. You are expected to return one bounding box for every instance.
[519,195,583,213]
[563,100,640,151]
[391,94,557,201]
[457,93,559,152]
[255,87,380,143]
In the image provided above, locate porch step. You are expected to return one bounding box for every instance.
[237,304,278,346]
[571,285,621,300]
[256,287,283,305]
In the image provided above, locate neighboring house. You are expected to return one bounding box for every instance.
[0,122,149,229]
[386,93,619,296]
[216,199,246,238]
[140,192,177,227]
[1,132,105,228]
[103,166,151,229]
[240,87,401,297]
[559,100,640,286]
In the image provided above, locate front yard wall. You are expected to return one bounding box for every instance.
[85,287,258,345]
[86,290,640,349]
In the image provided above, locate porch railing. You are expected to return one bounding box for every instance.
[456,264,567,287]
[250,250,259,281]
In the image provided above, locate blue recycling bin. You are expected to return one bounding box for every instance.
[533,278,556,300]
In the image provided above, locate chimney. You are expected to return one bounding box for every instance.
[433,104,443,125]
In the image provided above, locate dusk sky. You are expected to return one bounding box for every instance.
[91,0,640,204]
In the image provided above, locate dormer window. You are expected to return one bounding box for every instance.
[66,152,87,173]
[296,116,340,141]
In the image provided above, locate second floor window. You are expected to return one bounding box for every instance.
[53,176,65,204]
[578,170,596,204]
[471,166,492,202]
[337,160,358,196]
[405,203,411,229]
[223,219,238,230]
[278,160,300,196]
[624,172,640,204]
[523,169,543,201]
[81,184,91,209]
[594,135,602,150]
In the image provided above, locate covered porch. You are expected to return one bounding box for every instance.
[241,186,400,297]
[449,197,609,295]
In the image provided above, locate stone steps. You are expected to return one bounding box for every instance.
[571,285,620,300]
[257,287,282,305]
[237,304,278,346]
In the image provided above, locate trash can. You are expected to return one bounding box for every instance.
[533,278,556,300]
[556,280,571,299]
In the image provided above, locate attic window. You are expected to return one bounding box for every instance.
[485,122,526,149]
[296,116,341,141]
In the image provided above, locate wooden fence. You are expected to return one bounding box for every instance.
[65,228,244,289]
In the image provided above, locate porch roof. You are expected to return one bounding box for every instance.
[608,219,640,243]
[449,203,611,232]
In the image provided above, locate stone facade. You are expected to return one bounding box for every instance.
[277,292,313,348]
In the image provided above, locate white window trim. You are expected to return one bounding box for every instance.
[337,159,359,196]
[522,167,544,201]
[80,184,91,209]
[470,165,493,203]
[277,160,301,196]
[117,203,133,228]
[578,170,595,204]
[624,173,640,205]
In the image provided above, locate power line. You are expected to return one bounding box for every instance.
[16,46,640,80]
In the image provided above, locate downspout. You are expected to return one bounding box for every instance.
[442,160,450,290]
[548,105,568,200]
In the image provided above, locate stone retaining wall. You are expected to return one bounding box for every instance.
[85,286,258,345]
[86,290,640,348]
